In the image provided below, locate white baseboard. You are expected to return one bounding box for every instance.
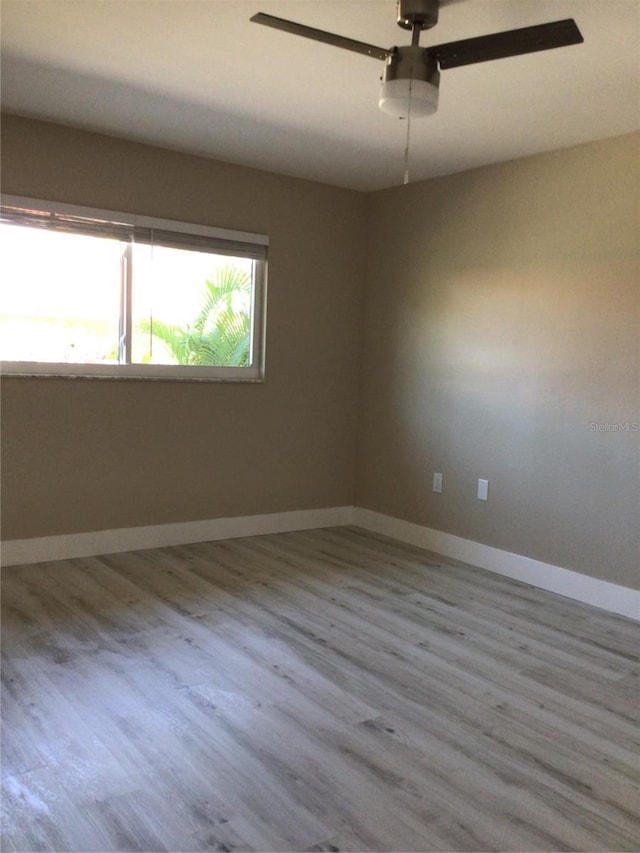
[0,506,355,567]
[353,508,640,622]
[2,505,637,621]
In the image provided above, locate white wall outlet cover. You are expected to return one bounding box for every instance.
[433,472,443,493]
[477,479,489,501]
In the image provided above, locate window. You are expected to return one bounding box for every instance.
[0,196,268,381]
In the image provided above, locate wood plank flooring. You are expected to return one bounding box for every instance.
[2,526,639,852]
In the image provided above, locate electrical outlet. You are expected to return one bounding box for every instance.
[477,479,489,501]
[433,472,443,493]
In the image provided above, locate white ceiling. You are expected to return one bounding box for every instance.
[1,0,639,191]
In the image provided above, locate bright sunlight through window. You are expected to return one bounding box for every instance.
[0,197,268,382]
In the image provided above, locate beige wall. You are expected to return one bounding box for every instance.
[0,115,367,538]
[2,117,638,590]
[358,133,639,588]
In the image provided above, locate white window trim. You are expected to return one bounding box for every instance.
[0,195,268,383]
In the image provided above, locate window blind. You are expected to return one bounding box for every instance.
[0,197,268,258]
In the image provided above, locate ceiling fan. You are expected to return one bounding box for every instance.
[251,0,583,118]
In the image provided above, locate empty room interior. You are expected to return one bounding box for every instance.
[1,1,639,851]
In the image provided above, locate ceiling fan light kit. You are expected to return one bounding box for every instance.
[379,46,440,118]
[251,0,583,119]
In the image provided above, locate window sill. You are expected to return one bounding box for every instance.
[0,363,265,383]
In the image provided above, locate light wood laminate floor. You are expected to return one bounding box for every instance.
[2,526,639,852]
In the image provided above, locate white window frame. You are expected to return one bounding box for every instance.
[0,195,268,382]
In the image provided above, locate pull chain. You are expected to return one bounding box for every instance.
[403,73,413,185]
[403,23,421,186]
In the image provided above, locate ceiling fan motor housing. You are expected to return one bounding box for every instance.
[397,0,440,30]
[379,46,440,117]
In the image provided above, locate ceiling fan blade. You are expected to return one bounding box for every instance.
[430,19,583,69]
[250,12,390,61]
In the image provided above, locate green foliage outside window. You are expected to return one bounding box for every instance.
[139,264,252,366]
